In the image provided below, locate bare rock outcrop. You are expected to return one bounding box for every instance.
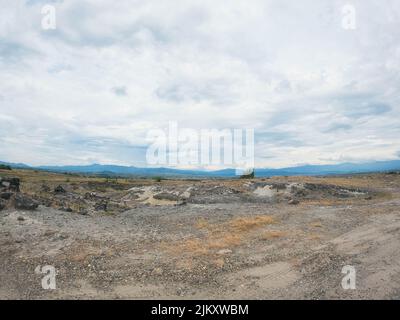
[0,177,20,192]
[14,193,39,210]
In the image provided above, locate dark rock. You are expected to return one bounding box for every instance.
[288,199,300,205]
[0,177,20,192]
[0,192,12,200]
[14,193,39,210]
[41,199,53,207]
[153,192,180,201]
[0,199,6,211]
[84,192,96,200]
[17,216,25,221]
[57,234,68,240]
[270,183,287,191]
[54,185,66,193]
[304,183,320,191]
[78,209,88,215]
[303,183,365,199]
[175,200,187,206]
[84,192,106,201]
[95,201,108,211]
[294,189,308,197]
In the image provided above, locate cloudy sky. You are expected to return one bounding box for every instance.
[1,0,400,168]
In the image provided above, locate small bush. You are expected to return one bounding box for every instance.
[0,164,12,170]
[239,169,255,179]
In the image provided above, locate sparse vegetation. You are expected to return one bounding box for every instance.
[167,215,275,258]
[229,215,275,231]
[2,168,399,299]
[310,221,323,228]
[239,169,255,179]
[261,230,288,240]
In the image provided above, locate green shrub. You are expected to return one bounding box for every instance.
[239,169,255,179]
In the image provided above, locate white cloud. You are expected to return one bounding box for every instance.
[0,0,400,167]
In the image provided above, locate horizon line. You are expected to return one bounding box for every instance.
[2,159,400,173]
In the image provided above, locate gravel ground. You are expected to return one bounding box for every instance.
[1,171,400,299]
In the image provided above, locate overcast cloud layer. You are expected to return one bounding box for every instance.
[1,0,400,168]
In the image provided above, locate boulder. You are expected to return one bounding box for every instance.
[95,201,107,211]
[270,183,288,191]
[0,177,20,192]
[14,193,39,210]
[0,199,6,211]
[54,185,66,193]
[175,200,187,206]
[153,192,180,201]
[0,192,13,200]
[84,192,104,200]
[288,199,300,205]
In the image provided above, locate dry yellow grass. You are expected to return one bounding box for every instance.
[174,238,209,256]
[207,233,243,249]
[0,168,168,193]
[261,230,288,240]
[195,218,210,230]
[165,215,275,258]
[164,232,244,257]
[310,221,323,228]
[308,233,321,240]
[229,216,275,231]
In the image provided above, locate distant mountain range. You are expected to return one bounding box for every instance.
[1,159,400,178]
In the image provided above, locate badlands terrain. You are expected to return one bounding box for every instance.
[1,168,400,299]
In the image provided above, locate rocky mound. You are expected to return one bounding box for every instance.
[0,177,38,211]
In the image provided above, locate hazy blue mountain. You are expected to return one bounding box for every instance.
[0,160,31,169]
[255,160,400,176]
[1,160,400,178]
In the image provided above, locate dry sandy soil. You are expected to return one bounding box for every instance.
[1,169,400,299]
